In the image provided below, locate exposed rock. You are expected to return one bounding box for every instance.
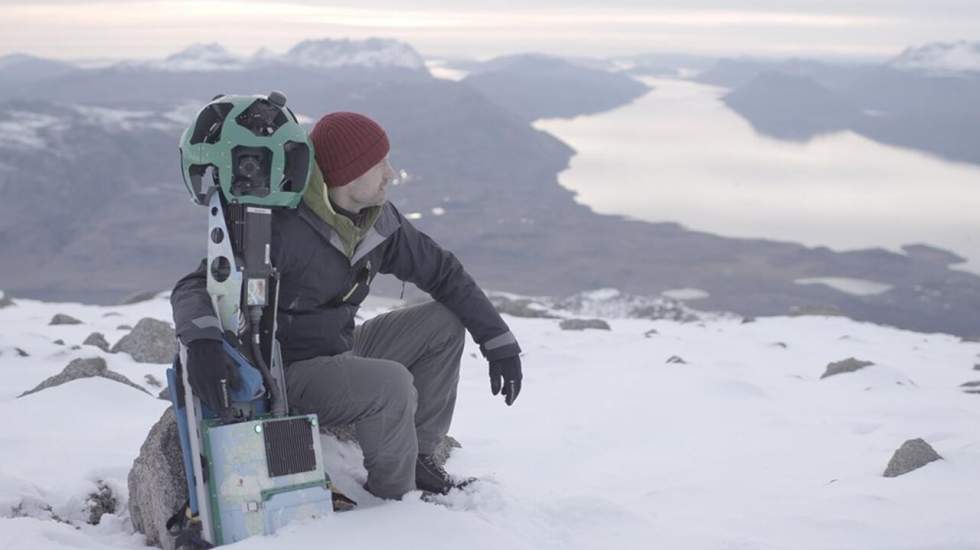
[740,316,756,324]
[666,355,687,364]
[960,380,980,388]
[50,313,82,325]
[157,387,171,400]
[557,289,697,322]
[883,438,942,477]
[102,312,122,317]
[790,305,842,317]
[52,339,65,346]
[0,290,14,308]
[772,342,788,348]
[974,364,980,371]
[145,374,163,388]
[129,407,186,550]
[821,357,875,379]
[643,328,659,338]
[9,496,69,524]
[85,481,117,525]
[83,332,110,352]
[122,290,160,305]
[117,324,133,330]
[15,347,29,357]
[71,345,81,350]
[559,318,611,331]
[111,318,176,364]
[18,357,151,398]
[489,295,558,319]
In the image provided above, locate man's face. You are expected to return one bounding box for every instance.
[347,157,396,210]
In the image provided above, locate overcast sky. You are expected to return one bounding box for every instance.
[1,0,978,62]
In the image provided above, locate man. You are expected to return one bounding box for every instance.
[171,112,523,500]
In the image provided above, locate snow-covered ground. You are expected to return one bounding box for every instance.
[1,293,979,549]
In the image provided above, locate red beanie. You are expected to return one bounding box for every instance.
[309,112,390,188]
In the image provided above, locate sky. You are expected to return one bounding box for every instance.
[0,0,978,62]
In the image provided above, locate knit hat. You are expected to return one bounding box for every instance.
[309,112,390,188]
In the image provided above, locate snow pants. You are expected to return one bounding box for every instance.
[284,300,466,499]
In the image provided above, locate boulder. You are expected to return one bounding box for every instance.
[83,332,111,352]
[129,407,187,550]
[85,481,117,525]
[130,411,462,548]
[0,290,14,308]
[50,313,82,325]
[18,357,151,398]
[666,355,687,364]
[559,318,611,331]
[111,318,176,364]
[821,357,874,379]
[15,347,29,357]
[883,438,942,477]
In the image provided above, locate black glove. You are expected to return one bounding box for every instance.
[185,339,239,413]
[489,355,522,406]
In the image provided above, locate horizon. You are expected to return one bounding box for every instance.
[2,1,979,63]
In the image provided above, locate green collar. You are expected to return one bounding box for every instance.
[302,164,382,259]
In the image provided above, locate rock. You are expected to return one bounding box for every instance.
[559,318,611,331]
[974,364,980,371]
[102,312,122,317]
[883,438,942,477]
[83,332,110,352]
[789,305,842,317]
[85,481,117,525]
[821,357,874,379]
[111,318,176,364]
[740,316,756,324]
[9,496,69,524]
[122,290,161,305]
[117,324,133,330]
[157,387,171,400]
[643,328,659,338]
[129,408,187,550]
[52,339,65,346]
[15,347,29,357]
[0,290,14,308]
[666,355,687,364]
[50,313,82,325]
[145,374,163,388]
[489,295,558,319]
[960,380,980,388]
[18,357,151,398]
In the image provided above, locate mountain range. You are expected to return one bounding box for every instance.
[1,39,980,339]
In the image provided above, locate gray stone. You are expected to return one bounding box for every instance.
[740,316,756,324]
[18,357,151,398]
[772,342,788,348]
[666,355,687,364]
[111,318,175,364]
[489,295,558,319]
[15,347,29,357]
[145,374,163,388]
[960,380,980,388]
[157,387,170,401]
[0,291,14,308]
[83,332,110,352]
[821,357,875,379]
[129,407,186,550]
[85,481,117,525]
[122,290,160,305]
[52,339,65,346]
[102,312,122,317]
[643,328,659,338]
[883,438,942,477]
[117,324,133,330]
[50,313,82,325]
[559,318,611,331]
[974,364,980,371]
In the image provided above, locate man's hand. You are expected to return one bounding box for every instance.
[489,355,522,406]
[186,339,239,412]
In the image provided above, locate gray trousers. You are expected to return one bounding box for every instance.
[284,301,465,499]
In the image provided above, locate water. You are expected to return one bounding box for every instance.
[534,77,980,274]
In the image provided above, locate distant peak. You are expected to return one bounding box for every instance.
[283,38,425,70]
[889,41,980,75]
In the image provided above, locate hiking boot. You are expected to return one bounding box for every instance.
[415,454,473,495]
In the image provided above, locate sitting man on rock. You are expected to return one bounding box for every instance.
[171,112,523,500]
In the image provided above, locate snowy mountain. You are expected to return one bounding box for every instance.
[128,39,426,73]
[1,292,979,549]
[890,41,980,75]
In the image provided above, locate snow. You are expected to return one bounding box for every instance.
[425,60,469,81]
[1,293,979,549]
[431,207,446,216]
[890,41,980,75]
[405,212,423,220]
[795,277,893,296]
[0,111,64,149]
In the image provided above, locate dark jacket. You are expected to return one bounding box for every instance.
[171,198,520,366]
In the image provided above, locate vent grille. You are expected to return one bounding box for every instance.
[263,418,316,478]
